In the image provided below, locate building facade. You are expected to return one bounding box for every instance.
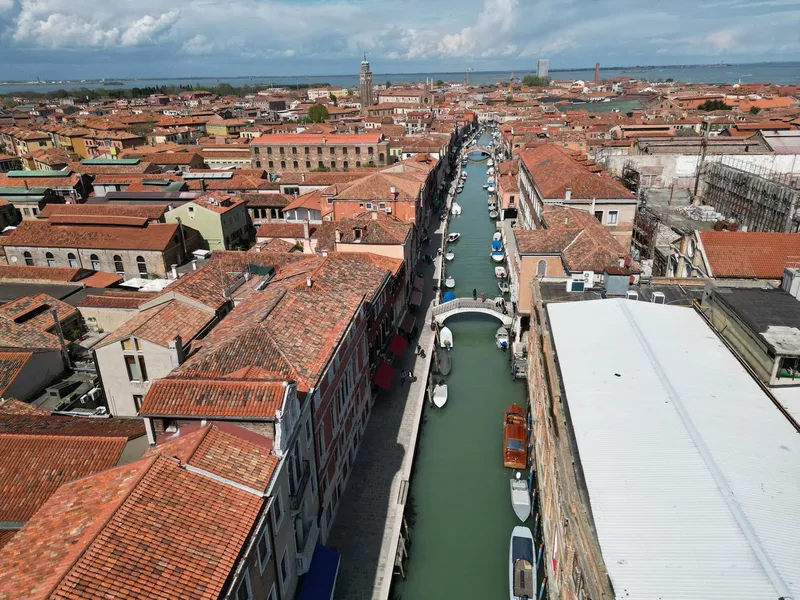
[251,134,390,173]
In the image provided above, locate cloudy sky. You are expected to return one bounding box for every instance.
[0,0,798,79]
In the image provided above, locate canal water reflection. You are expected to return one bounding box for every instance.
[396,133,528,599]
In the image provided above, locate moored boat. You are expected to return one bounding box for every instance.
[456,186,464,194]
[498,281,510,294]
[445,276,456,288]
[496,326,510,349]
[437,347,452,375]
[491,251,505,263]
[495,266,507,278]
[489,210,499,219]
[483,184,489,190]
[447,232,461,243]
[451,202,462,215]
[509,526,534,600]
[493,232,503,242]
[488,185,496,194]
[445,250,455,261]
[439,326,454,350]
[503,404,526,469]
[510,473,531,522]
[432,382,448,408]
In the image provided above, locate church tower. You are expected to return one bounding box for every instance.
[359,54,374,110]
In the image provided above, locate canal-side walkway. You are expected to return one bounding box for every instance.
[327,213,445,600]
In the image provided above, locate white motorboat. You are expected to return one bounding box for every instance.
[432,383,448,408]
[509,526,535,600]
[439,326,454,350]
[445,276,456,288]
[488,185,496,194]
[510,474,531,522]
[488,167,495,176]
[487,158,494,167]
[491,251,505,263]
[456,186,464,194]
[445,250,455,261]
[495,266,507,278]
[498,281,510,294]
[493,232,503,242]
[461,171,467,180]
[496,326,510,350]
[483,184,489,190]
[489,210,499,219]
[447,232,461,243]
[488,202,497,210]
[451,202,462,216]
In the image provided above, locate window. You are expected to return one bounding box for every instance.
[330,161,336,169]
[188,206,195,218]
[318,161,324,168]
[356,161,361,167]
[343,161,348,169]
[368,147,374,154]
[255,160,261,168]
[113,255,124,274]
[355,147,361,155]
[304,146,309,154]
[279,549,288,585]
[124,355,148,382]
[136,256,147,276]
[45,252,55,267]
[268,160,274,169]
[272,488,285,532]
[379,153,385,162]
[266,147,272,155]
[537,259,547,277]
[607,210,619,225]
[90,254,100,270]
[594,210,603,222]
[342,147,348,155]
[317,147,323,155]
[133,395,143,411]
[292,147,297,154]
[67,253,78,268]
[305,418,313,448]
[280,160,286,169]
[306,161,311,168]
[279,147,285,154]
[23,251,34,266]
[293,160,298,169]
[257,526,272,573]
[329,147,335,155]
[253,147,260,154]
[22,208,30,216]
[235,571,253,600]
[317,427,327,458]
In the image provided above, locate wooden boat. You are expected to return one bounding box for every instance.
[447,232,461,243]
[439,326,454,350]
[432,383,448,408]
[444,276,456,288]
[509,526,534,600]
[510,473,531,522]
[503,404,526,469]
[496,326,510,349]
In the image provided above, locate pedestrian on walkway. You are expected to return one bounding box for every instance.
[481,292,486,302]
[473,288,477,300]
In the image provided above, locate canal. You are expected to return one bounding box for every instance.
[395,132,528,599]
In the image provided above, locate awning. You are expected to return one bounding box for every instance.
[388,334,408,357]
[414,275,425,291]
[410,289,424,307]
[399,312,416,334]
[298,544,341,600]
[374,361,396,390]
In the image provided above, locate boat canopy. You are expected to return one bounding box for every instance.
[374,361,396,390]
[442,291,457,302]
[298,544,341,600]
[492,239,502,251]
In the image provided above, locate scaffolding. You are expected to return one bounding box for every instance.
[699,159,800,233]
[620,160,640,194]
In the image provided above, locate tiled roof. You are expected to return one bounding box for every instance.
[0,352,32,396]
[69,161,156,175]
[100,299,215,349]
[79,290,156,309]
[0,454,263,600]
[146,424,278,491]
[0,265,84,283]
[0,398,49,416]
[252,133,384,145]
[191,192,245,214]
[78,271,124,288]
[256,222,307,238]
[141,379,286,419]
[311,214,411,249]
[0,172,80,189]
[0,219,181,251]
[0,412,145,440]
[38,202,167,221]
[240,192,293,208]
[277,171,378,186]
[518,144,634,200]
[331,171,423,201]
[0,294,77,351]
[157,252,254,311]
[146,152,203,165]
[698,231,800,278]
[257,238,297,253]
[183,173,275,192]
[0,433,127,523]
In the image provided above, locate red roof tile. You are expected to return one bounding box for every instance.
[698,231,800,278]
[0,219,181,251]
[100,299,215,348]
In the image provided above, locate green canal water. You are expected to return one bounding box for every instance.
[396,133,528,599]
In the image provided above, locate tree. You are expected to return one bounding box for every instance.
[749,106,761,115]
[307,104,330,123]
[435,79,445,86]
[385,80,391,88]
[697,99,732,111]
[522,74,549,87]
[329,92,338,106]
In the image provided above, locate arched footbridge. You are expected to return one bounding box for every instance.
[432,298,513,326]
[465,146,493,157]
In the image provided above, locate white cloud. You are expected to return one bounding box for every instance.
[0,0,14,11]
[182,33,211,55]
[120,10,179,46]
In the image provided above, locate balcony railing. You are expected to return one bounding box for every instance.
[289,460,311,511]
[295,518,320,576]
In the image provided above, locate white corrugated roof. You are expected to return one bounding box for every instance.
[547,299,800,600]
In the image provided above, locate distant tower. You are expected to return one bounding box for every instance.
[537,59,549,80]
[594,62,600,82]
[360,54,374,110]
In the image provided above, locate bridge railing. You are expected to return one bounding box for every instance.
[432,297,510,318]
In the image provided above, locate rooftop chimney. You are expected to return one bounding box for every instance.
[302,220,310,240]
[390,185,397,197]
[335,228,342,243]
[306,276,313,288]
[371,210,378,221]
[565,187,572,202]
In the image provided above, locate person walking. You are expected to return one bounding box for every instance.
[473,288,477,300]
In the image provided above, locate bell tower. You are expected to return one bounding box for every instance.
[359,54,374,111]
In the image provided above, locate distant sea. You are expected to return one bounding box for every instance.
[1,62,799,94]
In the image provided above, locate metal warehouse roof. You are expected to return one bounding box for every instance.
[547,298,800,600]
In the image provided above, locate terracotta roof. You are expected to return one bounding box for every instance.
[38,203,167,221]
[100,299,214,348]
[0,172,80,189]
[0,352,33,396]
[0,454,263,600]
[518,144,634,200]
[252,133,385,145]
[0,264,85,283]
[78,271,124,287]
[146,152,203,165]
[0,411,144,440]
[0,219,181,251]
[330,170,424,201]
[312,214,411,249]
[191,192,245,214]
[277,171,371,185]
[241,192,293,208]
[257,238,297,253]
[0,294,78,351]
[141,379,286,419]
[256,222,307,238]
[79,290,156,309]
[0,398,49,416]
[157,252,253,311]
[698,231,800,278]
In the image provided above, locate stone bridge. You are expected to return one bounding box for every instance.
[431,297,513,326]
[465,146,493,157]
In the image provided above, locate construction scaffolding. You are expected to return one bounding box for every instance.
[620,160,640,195]
[699,160,800,233]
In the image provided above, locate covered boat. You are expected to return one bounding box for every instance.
[439,326,454,350]
[496,326,510,349]
[487,185,496,194]
[432,383,448,408]
[510,473,531,522]
[495,266,507,278]
[491,251,505,263]
[451,202,462,216]
[442,291,457,302]
[489,210,499,219]
[509,526,534,600]
[437,348,452,375]
[503,404,526,469]
[445,276,456,288]
[447,232,461,243]
[491,239,503,252]
[445,250,455,261]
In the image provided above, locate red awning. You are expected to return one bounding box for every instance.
[399,312,416,333]
[409,289,424,307]
[374,361,396,390]
[388,334,408,357]
[414,275,425,291]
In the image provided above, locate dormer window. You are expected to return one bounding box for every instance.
[353,228,362,241]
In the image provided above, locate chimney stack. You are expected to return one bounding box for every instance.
[171,264,178,279]
[565,187,572,202]
[594,62,600,83]
[306,276,312,288]
[302,220,310,241]
[371,210,378,221]
[335,228,341,243]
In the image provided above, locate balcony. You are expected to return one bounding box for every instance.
[295,517,320,575]
[289,459,311,511]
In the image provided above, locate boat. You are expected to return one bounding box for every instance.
[456,186,464,194]
[491,238,503,252]
[510,473,531,522]
[445,276,456,288]
[503,404,527,469]
[437,348,452,375]
[493,232,503,242]
[498,281,510,294]
[488,202,497,211]
[461,171,467,180]
[445,250,455,261]
[491,251,505,263]
[496,326,510,349]
[451,202,462,216]
[483,184,489,190]
[447,232,461,243]
[439,326,454,350]
[487,158,494,167]
[488,168,495,175]
[495,266,507,278]
[489,210,499,219]
[432,383,448,408]
[509,526,534,600]
[488,185,496,194]
[487,178,494,185]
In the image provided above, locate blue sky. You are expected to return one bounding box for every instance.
[0,0,798,79]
